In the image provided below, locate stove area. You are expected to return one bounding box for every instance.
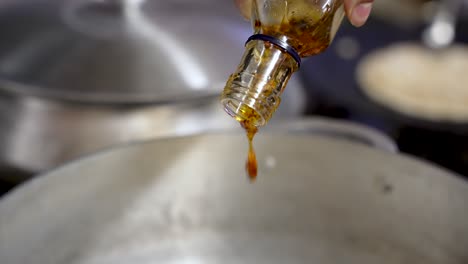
[297,14,468,180]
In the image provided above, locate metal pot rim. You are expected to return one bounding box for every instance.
[0,79,221,105]
[28,117,398,179]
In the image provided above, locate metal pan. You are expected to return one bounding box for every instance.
[1,131,467,264]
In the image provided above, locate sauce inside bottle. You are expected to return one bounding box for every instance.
[254,2,344,57]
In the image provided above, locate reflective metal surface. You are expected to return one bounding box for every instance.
[0,0,251,103]
[266,118,397,152]
[422,0,463,48]
[0,75,306,179]
[0,133,466,263]
[0,95,233,176]
[0,0,309,179]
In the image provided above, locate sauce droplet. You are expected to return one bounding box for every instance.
[241,120,258,182]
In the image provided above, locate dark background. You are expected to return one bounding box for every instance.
[300,15,468,177]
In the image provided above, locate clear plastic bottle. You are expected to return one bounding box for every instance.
[220,0,345,128]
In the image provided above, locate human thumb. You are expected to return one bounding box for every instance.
[345,0,374,27]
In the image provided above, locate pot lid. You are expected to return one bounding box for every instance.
[0,0,251,103]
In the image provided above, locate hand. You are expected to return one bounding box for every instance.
[234,0,374,27]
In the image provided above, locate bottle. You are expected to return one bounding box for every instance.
[220,0,345,127]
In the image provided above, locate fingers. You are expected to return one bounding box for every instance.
[235,0,252,19]
[344,0,374,27]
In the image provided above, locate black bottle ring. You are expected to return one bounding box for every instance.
[246,34,301,68]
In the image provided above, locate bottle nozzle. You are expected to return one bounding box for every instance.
[220,38,299,127]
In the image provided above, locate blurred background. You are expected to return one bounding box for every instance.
[0,0,467,196]
[301,0,468,176]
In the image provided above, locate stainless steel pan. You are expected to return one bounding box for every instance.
[1,130,467,264]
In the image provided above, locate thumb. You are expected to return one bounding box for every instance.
[345,0,374,27]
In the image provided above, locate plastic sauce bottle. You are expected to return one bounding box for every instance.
[220,0,345,181]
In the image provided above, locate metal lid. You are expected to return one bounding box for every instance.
[0,0,251,103]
